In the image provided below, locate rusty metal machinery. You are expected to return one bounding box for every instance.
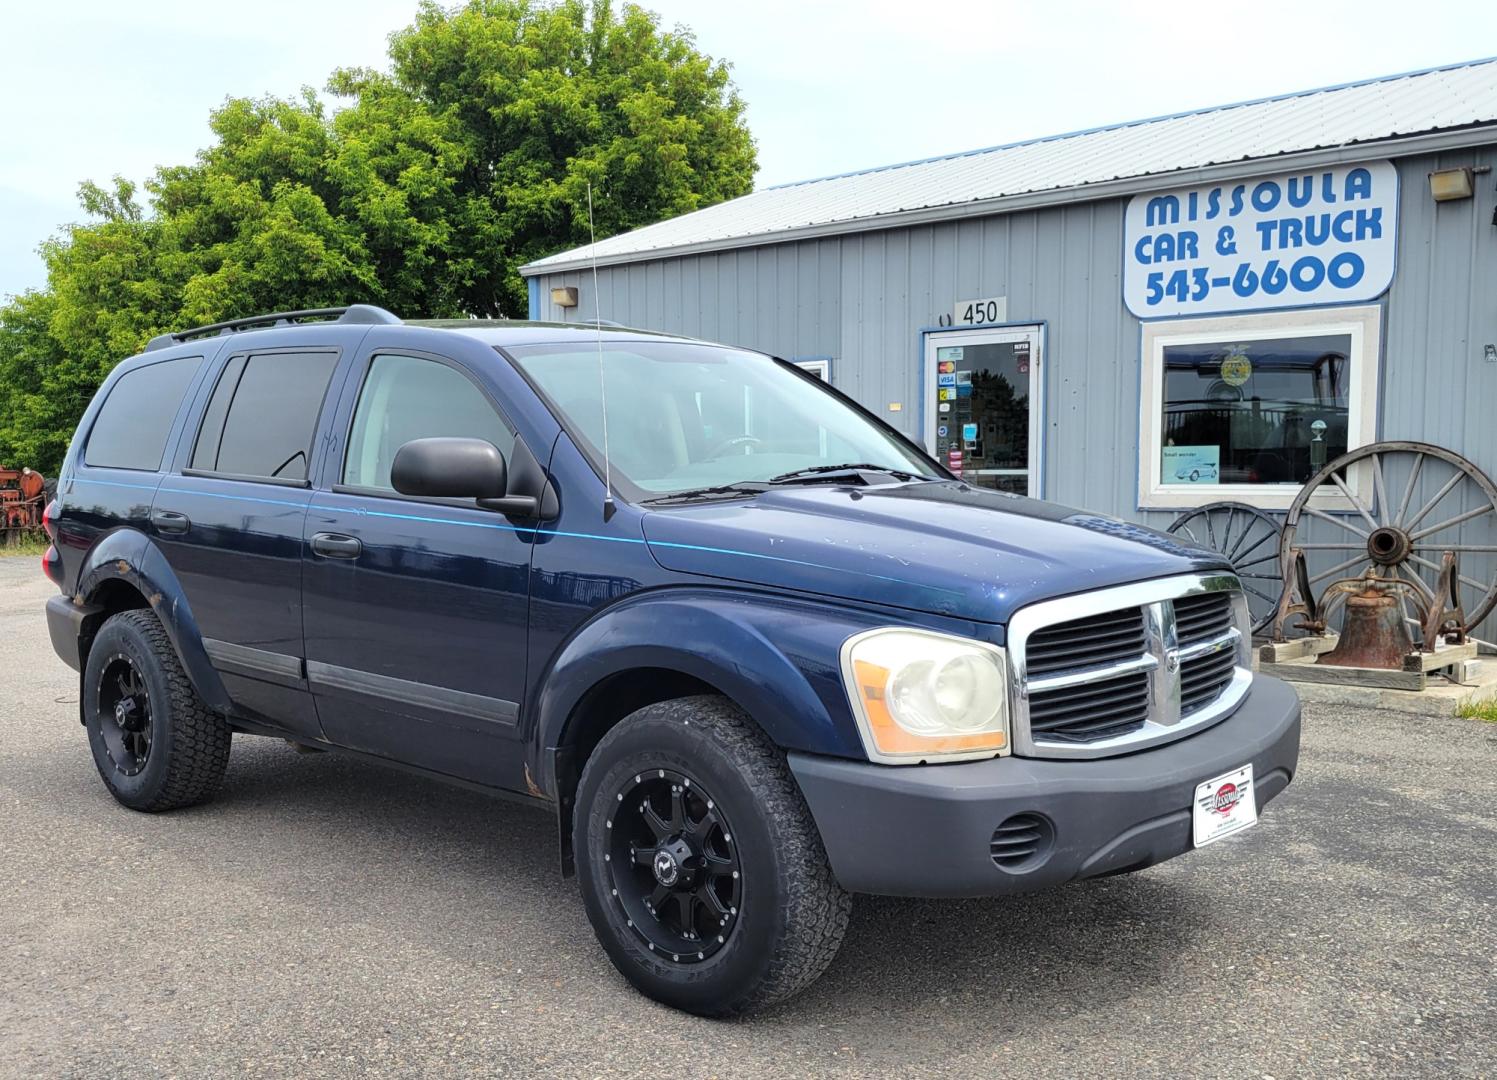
[0,467,47,540]
[1167,501,1286,634]
[1271,441,1497,662]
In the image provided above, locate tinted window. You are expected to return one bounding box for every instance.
[191,352,339,481]
[344,354,515,490]
[85,356,202,471]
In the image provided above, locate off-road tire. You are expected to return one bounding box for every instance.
[574,695,852,1016]
[83,609,231,811]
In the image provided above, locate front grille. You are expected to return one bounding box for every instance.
[1024,605,1146,676]
[1181,646,1238,715]
[1174,591,1234,645]
[1028,668,1151,742]
[1010,574,1250,759]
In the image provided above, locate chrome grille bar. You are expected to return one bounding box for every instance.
[1007,573,1252,760]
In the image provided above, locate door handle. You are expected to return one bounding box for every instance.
[310,532,362,559]
[150,508,191,535]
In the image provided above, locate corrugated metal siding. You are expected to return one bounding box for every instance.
[1382,145,1497,484]
[525,59,1497,273]
[534,239,843,362]
[531,147,1497,532]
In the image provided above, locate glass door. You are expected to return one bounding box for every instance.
[923,325,1043,495]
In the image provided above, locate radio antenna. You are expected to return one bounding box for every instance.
[587,181,615,521]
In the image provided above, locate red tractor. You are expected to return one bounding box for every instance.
[1,467,47,541]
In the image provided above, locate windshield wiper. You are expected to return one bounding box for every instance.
[640,482,771,506]
[768,463,928,484]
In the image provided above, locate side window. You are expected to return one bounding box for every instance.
[191,351,339,482]
[85,356,203,471]
[343,353,516,491]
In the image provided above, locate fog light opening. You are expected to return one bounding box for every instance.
[989,812,1055,873]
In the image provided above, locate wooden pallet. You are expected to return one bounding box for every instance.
[1259,637,1479,692]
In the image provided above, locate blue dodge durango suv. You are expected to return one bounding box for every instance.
[42,305,1300,1015]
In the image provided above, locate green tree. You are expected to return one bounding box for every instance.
[0,0,755,474]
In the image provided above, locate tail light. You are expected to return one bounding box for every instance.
[41,499,62,585]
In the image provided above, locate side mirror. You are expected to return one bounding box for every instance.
[391,437,508,499]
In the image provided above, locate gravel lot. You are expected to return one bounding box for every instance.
[2,556,1494,1078]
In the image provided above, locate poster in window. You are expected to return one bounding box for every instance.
[1163,445,1220,484]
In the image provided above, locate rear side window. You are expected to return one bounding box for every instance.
[85,356,202,471]
[343,353,515,490]
[191,351,339,482]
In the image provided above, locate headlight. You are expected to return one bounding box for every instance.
[839,628,1009,763]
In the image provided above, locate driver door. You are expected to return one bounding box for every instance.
[301,350,534,786]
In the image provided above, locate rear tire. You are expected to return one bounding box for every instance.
[83,609,231,811]
[574,696,851,1016]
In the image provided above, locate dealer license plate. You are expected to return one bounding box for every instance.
[1192,763,1258,848]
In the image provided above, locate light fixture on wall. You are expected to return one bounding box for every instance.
[551,286,579,308]
[1428,167,1474,202]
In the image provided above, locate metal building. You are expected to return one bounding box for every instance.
[521,59,1497,539]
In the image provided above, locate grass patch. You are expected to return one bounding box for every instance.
[1455,698,1497,723]
[0,534,47,558]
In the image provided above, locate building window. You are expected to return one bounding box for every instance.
[793,357,831,381]
[1138,305,1381,510]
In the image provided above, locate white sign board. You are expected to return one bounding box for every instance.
[1123,161,1398,318]
[953,296,1007,326]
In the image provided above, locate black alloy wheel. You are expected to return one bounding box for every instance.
[606,767,741,963]
[83,609,231,811]
[96,653,153,777]
[573,695,852,1016]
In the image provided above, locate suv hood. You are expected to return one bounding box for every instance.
[641,481,1228,626]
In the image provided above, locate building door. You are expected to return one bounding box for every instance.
[922,325,1043,495]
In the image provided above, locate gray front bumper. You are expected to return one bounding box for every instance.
[789,674,1301,898]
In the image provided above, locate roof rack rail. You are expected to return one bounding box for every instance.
[144,304,400,352]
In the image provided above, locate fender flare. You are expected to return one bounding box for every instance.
[76,528,232,713]
[528,588,886,799]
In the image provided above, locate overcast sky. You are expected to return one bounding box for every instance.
[3,0,1494,301]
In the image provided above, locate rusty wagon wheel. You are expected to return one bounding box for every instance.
[1167,502,1285,634]
[1278,441,1497,637]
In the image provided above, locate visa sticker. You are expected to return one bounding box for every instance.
[938,373,956,387]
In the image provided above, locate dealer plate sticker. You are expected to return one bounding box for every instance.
[1192,764,1257,848]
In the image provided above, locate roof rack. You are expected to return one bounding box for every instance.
[144,304,401,352]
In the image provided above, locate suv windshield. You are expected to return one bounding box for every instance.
[505,341,939,499]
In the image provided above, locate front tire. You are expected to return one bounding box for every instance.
[83,609,231,811]
[574,696,851,1016]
